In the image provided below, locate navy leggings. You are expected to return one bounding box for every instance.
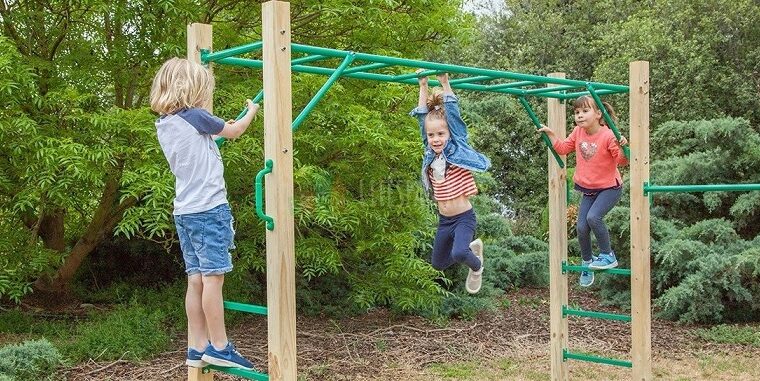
[577,186,622,261]
[431,209,482,271]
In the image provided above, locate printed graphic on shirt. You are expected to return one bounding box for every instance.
[580,141,598,161]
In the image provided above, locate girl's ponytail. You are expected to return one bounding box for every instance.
[426,90,445,120]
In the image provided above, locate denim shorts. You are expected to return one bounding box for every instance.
[174,203,235,276]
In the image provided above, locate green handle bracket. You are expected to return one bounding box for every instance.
[255,159,274,231]
[518,96,565,168]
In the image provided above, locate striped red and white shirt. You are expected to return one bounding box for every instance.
[429,165,478,201]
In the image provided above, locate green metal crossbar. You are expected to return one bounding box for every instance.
[562,261,631,276]
[291,54,328,65]
[255,159,274,230]
[202,42,263,63]
[214,90,265,149]
[203,365,269,380]
[449,75,494,84]
[644,182,760,195]
[586,85,630,159]
[517,96,565,168]
[563,349,632,368]
[292,53,355,131]
[224,301,268,316]
[562,305,631,322]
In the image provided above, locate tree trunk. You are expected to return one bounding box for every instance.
[34,162,136,293]
[38,209,66,252]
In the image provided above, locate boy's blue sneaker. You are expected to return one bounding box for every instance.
[579,259,594,287]
[186,344,208,367]
[589,252,618,270]
[201,342,254,370]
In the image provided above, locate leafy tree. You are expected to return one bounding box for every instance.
[450,0,760,218]
[0,0,481,316]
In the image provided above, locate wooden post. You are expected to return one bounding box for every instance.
[187,23,213,112]
[547,73,568,381]
[262,1,297,380]
[186,22,215,381]
[629,61,652,381]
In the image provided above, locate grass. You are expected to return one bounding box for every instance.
[418,352,760,381]
[695,324,760,346]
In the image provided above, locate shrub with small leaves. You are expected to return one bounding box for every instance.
[0,339,63,381]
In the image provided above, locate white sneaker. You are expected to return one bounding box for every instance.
[466,239,484,294]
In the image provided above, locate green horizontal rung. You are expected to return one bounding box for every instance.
[563,305,631,322]
[204,365,269,380]
[644,182,760,195]
[223,301,268,316]
[562,261,631,276]
[563,349,632,368]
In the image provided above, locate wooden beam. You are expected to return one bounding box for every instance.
[547,72,569,381]
[262,1,297,380]
[629,61,652,381]
[186,22,215,381]
[187,23,213,112]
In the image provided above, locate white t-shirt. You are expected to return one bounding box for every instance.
[156,108,228,215]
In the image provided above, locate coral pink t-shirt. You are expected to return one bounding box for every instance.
[553,126,628,190]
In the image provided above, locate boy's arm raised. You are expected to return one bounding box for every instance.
[217,100,259,139]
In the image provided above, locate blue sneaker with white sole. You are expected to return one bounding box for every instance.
[186,343,209,367]
[589,252,618,270]
[201,341,255,370]
[579,258,595,287]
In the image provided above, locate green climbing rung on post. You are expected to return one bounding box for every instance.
[563,349,632,368]
[224,301,268,316]
[644,182,760,195]
[517,96,565,168]
[204,365,269,380]
[562,261,631,276]
[586,84,630,160]
[563,305,631,322]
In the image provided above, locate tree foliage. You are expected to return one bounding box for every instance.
[0,0,479,314]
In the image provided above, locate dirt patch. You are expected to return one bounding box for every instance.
[61,287,760,380]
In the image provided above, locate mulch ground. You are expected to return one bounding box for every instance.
[61,287,759,380]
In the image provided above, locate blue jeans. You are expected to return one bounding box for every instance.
[577,187,622,262]
[431,209,482,271]
[175,203,235,276]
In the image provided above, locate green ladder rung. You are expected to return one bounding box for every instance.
[224,301,268,316]
[563,349,632,368]
[562,261,631,276]
[204,365,269,380]
[563,305,631,322]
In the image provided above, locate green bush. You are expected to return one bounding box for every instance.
[0,339,63,381]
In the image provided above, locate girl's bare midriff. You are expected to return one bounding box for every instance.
[437,194,473,217]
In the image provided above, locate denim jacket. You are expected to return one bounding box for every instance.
[410,93,491,191]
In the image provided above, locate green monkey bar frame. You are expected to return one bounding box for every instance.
[204,41,632,168]
[193,12,640,379]
[191,4,758,379]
